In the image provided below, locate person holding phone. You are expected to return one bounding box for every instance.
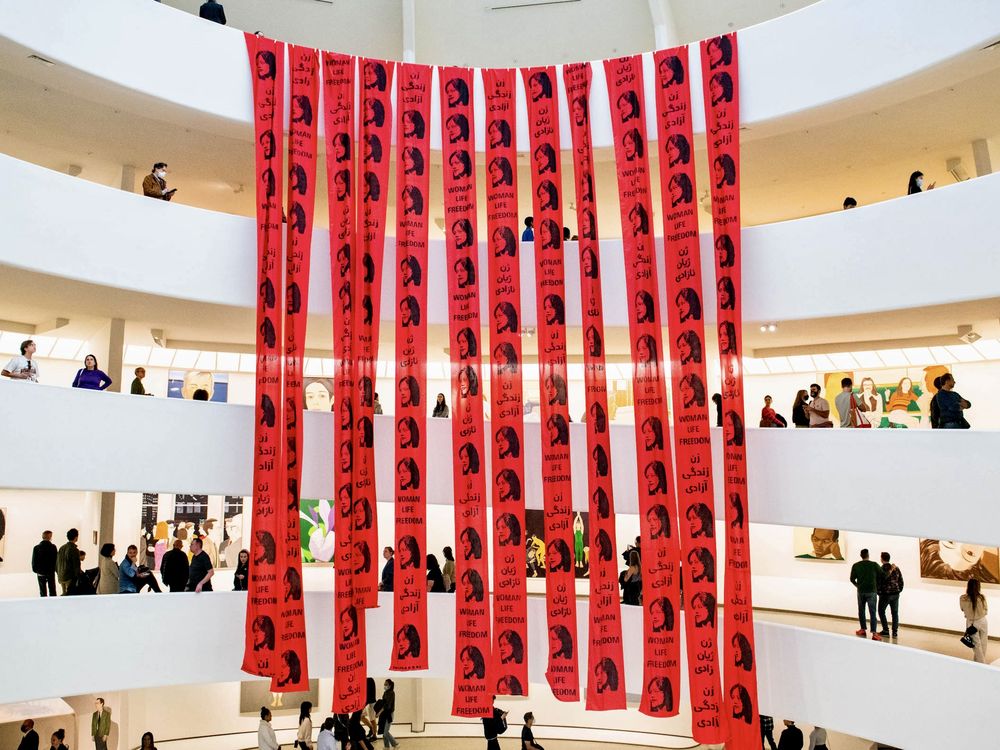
[142,162,177,201]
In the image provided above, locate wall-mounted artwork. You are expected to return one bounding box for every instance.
[524,509,590,578]
[167,370,229,403]
[219,496,245,568]
[919,539,1000,583]
[793,527,846,561]
[824,365,949,428]
[240,679,319,714]
[303,377,335,412]
[300,498,336,564]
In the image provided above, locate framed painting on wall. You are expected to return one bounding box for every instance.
[919,539,999,583]
[793,527,846,561]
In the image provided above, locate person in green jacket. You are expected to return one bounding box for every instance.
[56,528,81,595]
[91,698,111,750]
[850,547,885,640]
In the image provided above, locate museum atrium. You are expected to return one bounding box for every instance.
[1,1,999,748]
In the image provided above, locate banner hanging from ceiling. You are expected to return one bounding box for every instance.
[563,61,626,712]
[699,32,761,747]
[243,32,285,684]
[521,64,580,703]
[604,54,681,718]
[322,51,367,714]
[440,66,494,718]
[482,67,529,698]
[653,45,725,743]
[391,61,433,673]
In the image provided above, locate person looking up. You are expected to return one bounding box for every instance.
[936,373,971,428]
[877,551,904,639]
[142,163,177,201]
[3,339,39,382]
[72,354,112,391]
[843,196,857,209]
[850,548,884,640]
[802,383,832,428]
[907,170,934,194]
[199,0,226,24]
[32,530,57,597]
[521,216,534,242]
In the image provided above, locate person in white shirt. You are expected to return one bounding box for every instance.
[808,725,829,750]
[297,701,314,749]
[802,383,832,428]
[2,339,39,382]
[258,707,279,750]
[317,717,336,750]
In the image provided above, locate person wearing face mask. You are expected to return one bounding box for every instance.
[907,170,935,195]
[142,162,177,201]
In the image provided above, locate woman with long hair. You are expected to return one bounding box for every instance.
[233,549,249,591]
[960,578,989,663]
[426,554,446,592]
[72,354,113,390]
[791,389,810,428]
[857,376,883,428]
[620,549,642,605]
[96,543,120,595]
[296,701,313,749]
[140,731,158,750]
[432,393,449,418]
[886,377,921,428]
[441,546,456,592]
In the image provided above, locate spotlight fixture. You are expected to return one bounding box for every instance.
[759,323,778,334]
[958,325,981,344]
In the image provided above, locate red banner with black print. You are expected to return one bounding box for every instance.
[272,43,317,693]
[604,55,681,718]
[563,62,626,712]
[522,65,580,703]
[322,51,367,713]
[243,32,285,681]
[653,45,724,742]
[440,66,493,718]
[391,62,432,672]
[353,58,394,610]
[700,33,760,745]
[482,67,529,698]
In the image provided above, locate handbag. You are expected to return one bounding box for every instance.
[851,394,871,429]
[960,624,978,648]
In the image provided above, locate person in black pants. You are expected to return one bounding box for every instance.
[159,540,189,593]
[482,697,508,750]
[777,720,803,750]
[349,710,374,750]
[759,714,778,750]
[32,530,58,596]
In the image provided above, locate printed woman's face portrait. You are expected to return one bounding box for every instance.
[648,680,665,708]
[497,473,511,497]
[617,96,633,122]
[255,54,271,79]
[400,300,413,325]
[630,209,644,235]
[529,76,543,101]
[678,336,693,363]
[335,172,348,198]
[547,420,559,444]
[456,261,470,286]
[724,415,736,445]
[399,379,412,405]
[403,149,416,172]
[572,98,586,125]
[540,221,552,247]
[460,447,471,472]
[398,461,412,487]
[677,294,691,319]
[637,337,652,363]
[689,551,706,580]
[624,132,638,160]
[667,138,682,165]
[647,508,663,536]
[651,600,667,630]
[446,81,461,106]
[719,326,732,352]
[719,283,732,308]
[397,420,412,446]
[458,331,472,358]
[692,597,710,625]
[710,77,723,103]
[353,502,367,528]
[335,139,349,161]
[582,211,594,238]
[644,465,658,493]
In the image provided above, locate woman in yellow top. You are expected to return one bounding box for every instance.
[886,377,921,428]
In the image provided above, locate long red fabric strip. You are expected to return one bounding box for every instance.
[653,45,725,741]
[603,55,681,718]
[272,43,318,693]
[562,62,626,712]
[439,66,493,718]
[391,62,433,673]
[243,32,285,681]
[353,58,395,610]
[700,33,760,745]
[521,65,580,702]
[482,67,529,699]
[322,51,367,713]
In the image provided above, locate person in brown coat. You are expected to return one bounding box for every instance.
[142,163,176,201]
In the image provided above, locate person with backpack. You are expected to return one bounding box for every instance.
[877,551,905,639]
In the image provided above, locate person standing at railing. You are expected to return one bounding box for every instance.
[907,170,935,194]
[198,0,226,24]
[72,355,112,391]
[936,373,971,429]
[2,339,39,382]
[142,163,177,201]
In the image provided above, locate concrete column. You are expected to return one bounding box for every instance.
[410,677,424,732]
[121,164,137,193]
[972,138,993,177]
[647,0,680,49]
[99,492,116,547]
[98,317,126,547]
[401,0,417,63]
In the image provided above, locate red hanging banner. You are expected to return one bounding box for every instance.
[700,33,760,746]
[439,66,493,718]
[272,43,318,693]
[562,62,626,712]
[521,65,580,703]
[243,32,285,681]
[482,67,528,698]
[391,62,433,672]
[603,55,681,717]
[322,51,367,713]
[353,58,395,610]
[653,46,725,742]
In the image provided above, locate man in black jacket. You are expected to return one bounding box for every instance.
[199,0,226,24]
[482,696,508,750]
[32,530,58,596]
[160,540,190,592]
[17,719,39,750]
[777,720,803,750]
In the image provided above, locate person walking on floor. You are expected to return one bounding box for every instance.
[777,720,803,750]
[258,707,279,750]
[296,701,314,749]
[807,725,829,750]
[759,714,778,750]
[877,551,904,639]
[850,548,884,640]
[481,696,508,750]
[91,699,111,750]
[521,712,544,750]
[378,679,399,748]
[960,578,990,663]
[32,530,57,597]
[56,528,82,595]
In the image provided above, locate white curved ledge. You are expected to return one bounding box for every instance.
[0,592,995,749]
[3,382,1000,548]
[2,1,999,149]
[4,154,1000,326]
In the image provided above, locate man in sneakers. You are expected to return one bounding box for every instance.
[877,551,905,639]
[850,548,885,640]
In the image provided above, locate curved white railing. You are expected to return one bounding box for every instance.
[3,382,999,548]
[3,154,1000,326]
[1,1,999,149]
[0,592,995,749]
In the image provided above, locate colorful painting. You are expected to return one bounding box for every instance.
[240,679,319,714]
[219,496,245,568]
[793,527,846,561]
[919,539,1000,583]
[300,498,336,564]
[524,509,590,578]
[824,365,949,428]
[166,370,229,403]
[303,377,335,411]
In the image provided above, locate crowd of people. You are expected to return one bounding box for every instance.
[377,544,458,594]
[759,716,828,750]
